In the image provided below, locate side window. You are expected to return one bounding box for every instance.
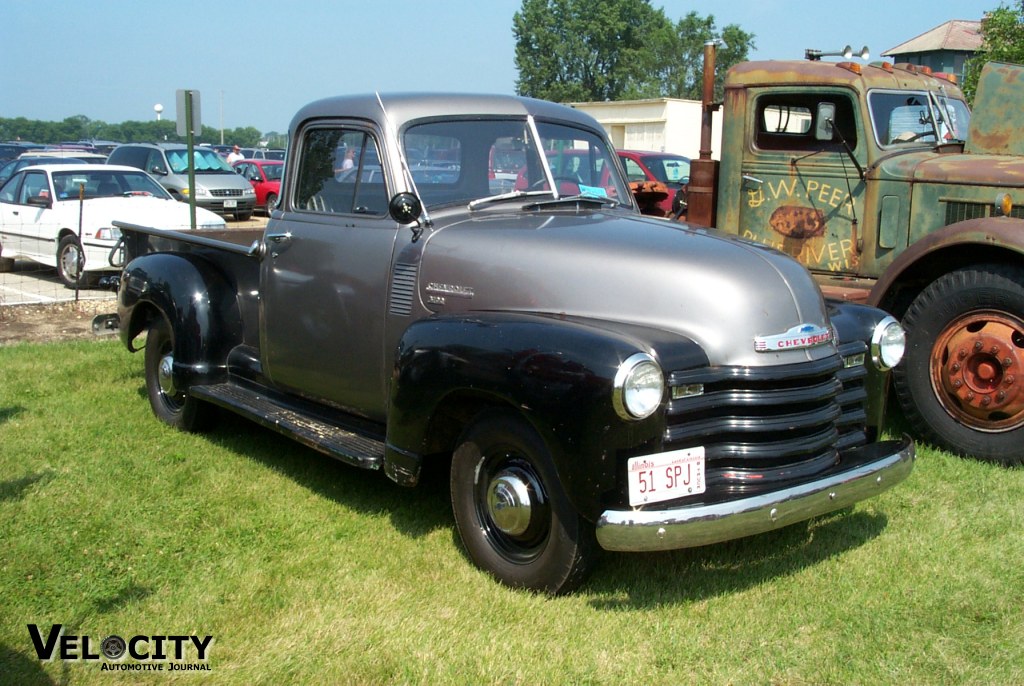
[146,150,169,174]
[19,171,50,204]
[622,158,648,183]
[0,175,20,203]
[294,127,386,215]
[754,93,858,152]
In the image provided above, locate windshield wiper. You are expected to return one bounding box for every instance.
[523,195,618,211]
[467,189,550,210]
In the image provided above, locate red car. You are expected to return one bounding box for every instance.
[617,150,690,216]
[233,159,283,214]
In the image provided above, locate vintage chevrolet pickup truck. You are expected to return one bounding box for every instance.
[108,93,914,593]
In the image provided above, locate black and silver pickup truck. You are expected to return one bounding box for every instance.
[108,93,914,593]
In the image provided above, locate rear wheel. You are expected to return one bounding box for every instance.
[894,264,1024,465]
[450,411,597,594]
[144,318,213,432]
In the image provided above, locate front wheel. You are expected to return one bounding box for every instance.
[144,318,214,432]
[56,235,93,289]
[894,264,1024,465]
[450,411,597,594]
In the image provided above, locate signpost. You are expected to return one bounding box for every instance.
[175,89,201,230]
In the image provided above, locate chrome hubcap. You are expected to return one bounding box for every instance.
[158,353,177,397]
[486,469,536,536]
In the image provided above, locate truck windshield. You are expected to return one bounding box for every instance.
[868,89,971,147]
[402,118,630,209]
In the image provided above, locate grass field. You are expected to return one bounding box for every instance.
[1,339,1022,684]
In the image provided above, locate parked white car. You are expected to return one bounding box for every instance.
[0,164,225,287]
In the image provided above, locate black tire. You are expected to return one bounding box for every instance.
[264,193,278,215]
[450,411,598,594]
[56,235,94,289]
[234,210,253,222]
[144,318,213,432]
[894,264,1024,465]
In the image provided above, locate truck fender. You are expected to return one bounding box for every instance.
[385,311,708,520]
[869,216,1024,310]
[119,252,244,388]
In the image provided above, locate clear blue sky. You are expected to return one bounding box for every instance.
[0,0,998,136]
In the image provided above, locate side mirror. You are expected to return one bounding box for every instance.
[815,103,836,141]
[27,195,52,209]
[388,192,422,224]
[149,165,167,176]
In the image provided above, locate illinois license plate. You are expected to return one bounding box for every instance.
[223,199,237,209]
[627,447,705,506]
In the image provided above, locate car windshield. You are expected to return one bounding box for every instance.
[166,147,235,174]
[402,118,630,209]
[52,169,172,200]
[869,89,972,146]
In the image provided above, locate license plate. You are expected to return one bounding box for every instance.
[627,447,705,506]
[223,199,237,208]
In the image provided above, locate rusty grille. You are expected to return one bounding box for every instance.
[659,352,869,498]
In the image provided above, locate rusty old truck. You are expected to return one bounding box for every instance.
[105,93,913,593]
[674,44,1024,465]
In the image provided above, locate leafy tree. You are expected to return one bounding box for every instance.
[513,0,754,103]
[962,2,1024,105]
[513,0,671,102]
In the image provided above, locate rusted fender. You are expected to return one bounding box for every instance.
[868,216,1024,305]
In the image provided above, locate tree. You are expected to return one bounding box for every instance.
[513,0,755,103]
[962,2,1024,106]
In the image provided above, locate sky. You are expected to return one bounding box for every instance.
[0,0,999,137]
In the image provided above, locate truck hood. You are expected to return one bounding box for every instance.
[965,61,1024,157]
[418,210,833,368]
[873,150,1024,187]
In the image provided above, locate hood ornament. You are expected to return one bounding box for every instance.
[755,323,833,352]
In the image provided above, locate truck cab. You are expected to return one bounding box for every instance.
[688,53,1024,465]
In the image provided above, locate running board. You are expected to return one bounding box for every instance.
[191,382,385,470]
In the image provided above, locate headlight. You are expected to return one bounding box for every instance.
[613,353,664,420]
[871,316,905,370]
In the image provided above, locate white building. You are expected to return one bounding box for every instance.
[570,98,723,160]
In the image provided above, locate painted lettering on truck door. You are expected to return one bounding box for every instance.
[738,90,867,274]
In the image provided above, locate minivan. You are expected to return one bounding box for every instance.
[107,143,256,220]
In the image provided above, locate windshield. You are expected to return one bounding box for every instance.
[166,147,235,174]
[402,118,630,209]
[868,89,971,147]
[52,169,171,199]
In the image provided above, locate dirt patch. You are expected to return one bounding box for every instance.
[0,300,118,345]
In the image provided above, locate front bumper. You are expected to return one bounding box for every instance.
[595,436,914,552]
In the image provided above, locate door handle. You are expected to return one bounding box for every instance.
[266,231,292,244]
[741,175,763,190]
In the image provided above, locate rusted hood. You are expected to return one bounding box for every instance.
[874,150,1024,187]
[965,61,1024,156]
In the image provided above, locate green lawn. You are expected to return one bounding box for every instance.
[1,339,1021,685]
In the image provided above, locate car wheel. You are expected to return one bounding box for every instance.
[234,211,253,222]
[894,264,1024,465]
[450,411,598,594]
[56,235,94,289]
[264,193,278,215]
[144,318,214,432]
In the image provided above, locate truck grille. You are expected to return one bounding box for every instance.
[210,189,244,198]
[662,349,868,497]
[944,200,1024,224]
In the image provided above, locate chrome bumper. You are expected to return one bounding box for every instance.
[595,437,915,552]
